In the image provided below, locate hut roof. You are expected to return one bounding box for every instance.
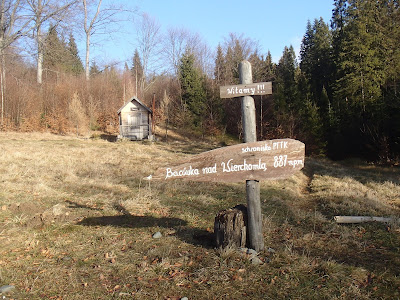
[117,96,152,114]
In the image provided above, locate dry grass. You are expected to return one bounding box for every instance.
[0,132,399,299]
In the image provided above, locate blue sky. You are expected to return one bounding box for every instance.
[90,0,334,68]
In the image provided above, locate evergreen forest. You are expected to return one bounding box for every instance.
[0,0,399,162]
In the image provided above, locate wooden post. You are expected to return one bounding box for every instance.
[239,60,264,252]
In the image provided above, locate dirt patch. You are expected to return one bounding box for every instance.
[8,201,44,215]
[7,202,82,227]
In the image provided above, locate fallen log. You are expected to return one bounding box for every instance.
[334,216,400,224]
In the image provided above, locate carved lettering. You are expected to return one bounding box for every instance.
[153,139,305,183]
[221,159,267,173]
[165,166,200,179]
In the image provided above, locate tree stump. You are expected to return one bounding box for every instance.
[214,204,248,249]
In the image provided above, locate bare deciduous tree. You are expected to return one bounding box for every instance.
[0,0,30,123]
[27,0,78,84]
[134,12,161,97]
[83,0,101,81]
[82,0,134,81]
[0,0,74,121]
[162,26,213,76]
[162,27,200,75]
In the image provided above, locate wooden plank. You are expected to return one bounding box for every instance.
[151,139,305,183]
[219,82,272,98]
[334,216,399,224]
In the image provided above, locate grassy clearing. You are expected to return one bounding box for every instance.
[0,132,399,299]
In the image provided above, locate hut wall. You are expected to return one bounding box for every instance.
[119,102,151,140]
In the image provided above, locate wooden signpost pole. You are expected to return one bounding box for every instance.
[152,61,304,252]
[239,60,264,252]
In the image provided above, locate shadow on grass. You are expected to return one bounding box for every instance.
[65,200,103,211]
[99,134,118,142]
[78,214,186,228]
[77,213,215,249]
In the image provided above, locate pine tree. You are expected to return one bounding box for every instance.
[249,51,264,83]
[264,51,275,82]
[131,49,144,97]
[43,25,69,74]
[275,46,298,112]
[379,0,400,158]
[328,0,399,159]
[224,46,235,85]
[89,61,101,77]
[232,39,245,81]
[334,0,385,107]
[43,27,84,77]
[66,34,84,75]
[272,46,301,138]
[178,48,206,128]
[300,18,332,108]
[214,44,226,85]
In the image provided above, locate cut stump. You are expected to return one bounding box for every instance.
[214,204,248,249]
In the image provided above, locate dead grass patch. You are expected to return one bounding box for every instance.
[0,132,399,299]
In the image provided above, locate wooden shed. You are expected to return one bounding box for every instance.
[117,97,153,140]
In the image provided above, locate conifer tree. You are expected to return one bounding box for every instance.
[43,25,68,74]
[300,18,332,108]
[43,27,83,76]
[224,46,235,85]
[272,46,300,138]
[131,49,144,97]
[231,39,245,81]
[214,44,225,85]
[249,51,264,83]
[334,0,385,107]
[178,48,206,128]
[264,51,275,82]
[66,34,84,75]
[275,46,298,112]
[330,0,391,158]
[89,61,101,77]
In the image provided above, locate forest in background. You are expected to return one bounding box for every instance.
[0,0,399,162]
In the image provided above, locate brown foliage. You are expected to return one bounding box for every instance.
[96,112,119,134]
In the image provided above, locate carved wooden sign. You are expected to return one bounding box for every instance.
[219,82,272,99]
[152,139,305,183]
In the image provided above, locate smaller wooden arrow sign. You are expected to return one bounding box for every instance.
[220,82,272,99]
[152,139,305,183]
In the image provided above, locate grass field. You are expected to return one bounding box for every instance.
[0,132,399,299]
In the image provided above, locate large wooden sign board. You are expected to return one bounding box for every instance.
[152,139,305,183]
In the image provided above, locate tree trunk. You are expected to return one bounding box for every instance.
[214,205,248,249]
[85,32,90,81]
[83,0,103,81]
[0,49,5,125]
[36,0,43,85]
[37,29,43,84]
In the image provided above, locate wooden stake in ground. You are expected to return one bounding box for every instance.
[240,60,264,252]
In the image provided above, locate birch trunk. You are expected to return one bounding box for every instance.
[83,0,102,81]
[36,23,43,84]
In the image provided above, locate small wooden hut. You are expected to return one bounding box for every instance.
[117,97,153,140]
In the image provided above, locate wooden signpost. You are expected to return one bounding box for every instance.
[220,82,272,99]
[152,139,305,183]
[152,60,304,252]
